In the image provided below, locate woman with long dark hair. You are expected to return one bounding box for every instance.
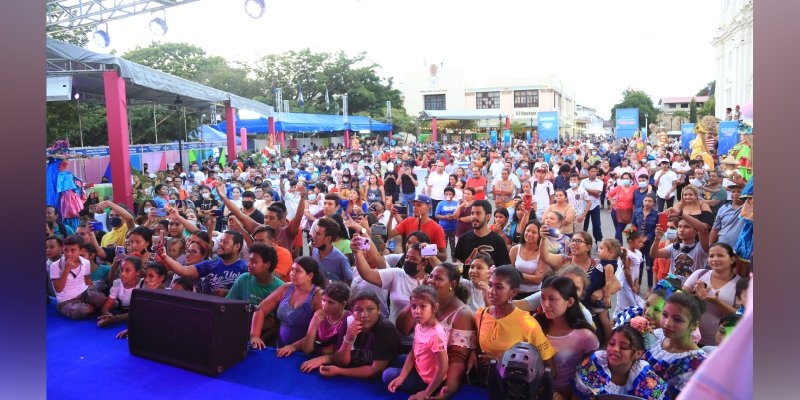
[533,276,599,398]
[249,256,326,349]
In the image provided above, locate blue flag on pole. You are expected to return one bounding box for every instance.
[297,82,304,107]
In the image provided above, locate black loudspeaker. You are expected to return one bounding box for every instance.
[128,288,250,376]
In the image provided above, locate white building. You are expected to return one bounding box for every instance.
[575,104,605,134]
[398,65,577,137]
[712,0,753,119]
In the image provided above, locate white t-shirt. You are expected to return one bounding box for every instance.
[377,267,422,323]
[613,166,633,177]
[684,269,740,345]
[49,257,91,304]
[654,170,679,199]
[532,180,554,214]
[667,242,708,277]
[580,178,604,210]
[426,171,450,200]
[567,187,591,216]
[109,278,142,308]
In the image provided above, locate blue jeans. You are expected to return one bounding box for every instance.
[401,192,416,217]
[382,366,429,394]
[583,206,603,242]
[611,209,625,243]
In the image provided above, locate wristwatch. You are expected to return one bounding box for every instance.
[360,228,368,235]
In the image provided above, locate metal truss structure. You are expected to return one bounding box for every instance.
[46,0,203,34]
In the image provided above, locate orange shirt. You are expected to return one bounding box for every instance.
[273,244,293,278]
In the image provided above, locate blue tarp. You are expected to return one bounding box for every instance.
[213,113,392,134]
[195,124,241,144]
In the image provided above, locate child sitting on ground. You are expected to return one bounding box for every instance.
[97,256,144,327]
[50,235,108,319]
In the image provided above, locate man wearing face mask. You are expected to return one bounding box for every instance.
[240,191,265,224]
[633,174,654,214]
[97,200,136,247]
[311,217,352,285]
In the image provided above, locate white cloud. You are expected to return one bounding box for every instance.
[88,0,720,119]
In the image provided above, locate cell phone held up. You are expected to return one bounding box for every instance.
[394,204,408,217]
[421,244,438,257]
[371,224,387,236]
[115,246,126,257]
[522,193,532,211]
[659,212,668,231]
[355,236,371,251]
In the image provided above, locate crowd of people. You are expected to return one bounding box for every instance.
[47,133,752,399]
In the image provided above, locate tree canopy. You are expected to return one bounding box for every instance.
[46,42,412,146]
[610,88,659,129]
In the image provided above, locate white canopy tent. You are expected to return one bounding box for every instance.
[584,125,611,136]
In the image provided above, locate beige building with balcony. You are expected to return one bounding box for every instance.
[398,65,577,137]
[657,96,710,131]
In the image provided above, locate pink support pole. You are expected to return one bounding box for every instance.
[432,117,438,142]
[345,129,350,147]
[268,116,275,145]
[279,132,285,147]
[225,103,237,162]
[505,116,511,131]
[102,71,133,209]
[240,127,247,152]
[389,129,393,143]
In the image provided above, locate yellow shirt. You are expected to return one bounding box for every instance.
[100,224,128,248]
[475,307,557,360]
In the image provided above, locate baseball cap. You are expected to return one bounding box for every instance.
[413,194,432,204]
[187,172,195,179]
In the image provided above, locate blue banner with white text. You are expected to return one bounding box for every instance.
[681,123,696,151]
[503,129,511,144]
[490,130,497,145]
[615,108,639,139]
[526,130,531,143]
[718,121,739,156]
[537,111,559,142]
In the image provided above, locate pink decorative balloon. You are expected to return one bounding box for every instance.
[741,102,753,119]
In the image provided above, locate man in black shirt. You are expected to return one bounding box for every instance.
[453,199,512,278]
[398,163,418,217]
[240,191,265,224]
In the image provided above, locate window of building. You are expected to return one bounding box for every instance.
[681,103,689,108]
[476,91,500,109]
[424,94,446,110]
[513,90,539,108]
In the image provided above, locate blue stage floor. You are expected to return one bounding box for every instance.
[47,303,487,399]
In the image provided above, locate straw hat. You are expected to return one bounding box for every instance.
[720,155,737,165]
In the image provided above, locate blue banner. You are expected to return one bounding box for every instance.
[615,108,639,138]
[526,130,531,143]
[718,121,739,156]
[537,111,559,142]
[49,141,227,159]
[681,123,696,151]
[490,130,497,145]
[503,129,511,144]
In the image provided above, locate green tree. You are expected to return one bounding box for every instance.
[698,97,716,118]
[689,98,697,123]
[251,48,403,117]
[122,42,226,80]
[610,88,659,129]
[672,110,690,130]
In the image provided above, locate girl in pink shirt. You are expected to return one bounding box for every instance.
[385,286,449,399]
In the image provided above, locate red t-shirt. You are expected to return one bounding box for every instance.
[466,176,488,200]
[395,217,446,250]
